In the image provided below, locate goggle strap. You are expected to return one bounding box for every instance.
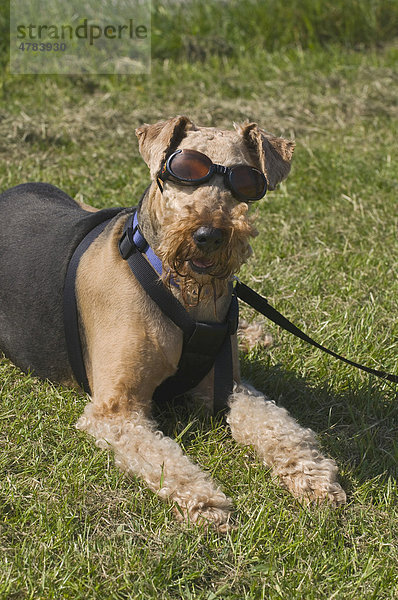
[213,164,229,176]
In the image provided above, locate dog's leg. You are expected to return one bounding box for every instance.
[227,384,346,506]
[75,220,232,529]
[77,403,232,529]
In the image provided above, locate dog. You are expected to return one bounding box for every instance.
[0,116,346,530]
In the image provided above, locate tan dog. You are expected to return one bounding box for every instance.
[70,116,346,529]
[0,116,345,529]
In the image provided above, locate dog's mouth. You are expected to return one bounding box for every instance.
[189,257,216,274]
[157,203,257,297]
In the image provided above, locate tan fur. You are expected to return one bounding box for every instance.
[76,213,183,417]
[74,117,345,530]
[227,386,346,506]
[157,201,257,302]
[75,198,99,213]
[235,121,295,190]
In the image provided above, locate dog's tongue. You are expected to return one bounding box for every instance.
[192,257,214,269]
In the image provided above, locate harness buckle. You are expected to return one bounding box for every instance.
[119,212,148,260]
[118,224,138,260]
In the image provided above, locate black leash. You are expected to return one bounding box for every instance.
[235,280,398,384]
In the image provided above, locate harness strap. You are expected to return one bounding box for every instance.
[64,205,396,412]
[120,213,196,341]
[64,208,237,413]
[120,210,238,411]
[64,217,116,394]
[119,211,163,276]
[235,280,398,384]
[214,332,235,414]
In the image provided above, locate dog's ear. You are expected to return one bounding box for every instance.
[135,116,193,179]
[237,122,295,190]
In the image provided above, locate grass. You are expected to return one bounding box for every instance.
[1,0,398,64]
[0,0,398,598]
[151,0,398,59]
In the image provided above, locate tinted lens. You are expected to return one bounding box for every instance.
[168,150,212,181]
[230,165,267,200]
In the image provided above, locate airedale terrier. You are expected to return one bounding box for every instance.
[0,116,346,529]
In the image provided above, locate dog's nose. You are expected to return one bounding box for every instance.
[192,227,224,253]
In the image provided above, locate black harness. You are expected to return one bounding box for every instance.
[64,207,239,414]
[64,206,398,414]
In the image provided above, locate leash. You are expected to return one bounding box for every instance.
[235,280,398,384]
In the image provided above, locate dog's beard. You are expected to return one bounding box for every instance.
[156,204,257,306]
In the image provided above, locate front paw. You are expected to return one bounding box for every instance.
[173,494,234,531]
[278,458,346,507]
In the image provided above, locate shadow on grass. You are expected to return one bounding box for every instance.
[155,354,398,489]
[266,367,396,479]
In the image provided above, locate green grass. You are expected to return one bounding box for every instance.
[1,1,398,598]
[1,0,397,65]
[151,0,398,60]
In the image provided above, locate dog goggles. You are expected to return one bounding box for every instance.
[158,149,267,202]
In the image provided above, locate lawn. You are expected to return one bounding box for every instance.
[0,1,397,598]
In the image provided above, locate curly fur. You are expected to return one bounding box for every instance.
[77,402,233,529]
[237,319,273,352]
[157,202,257,301]
[227,385,346,506]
